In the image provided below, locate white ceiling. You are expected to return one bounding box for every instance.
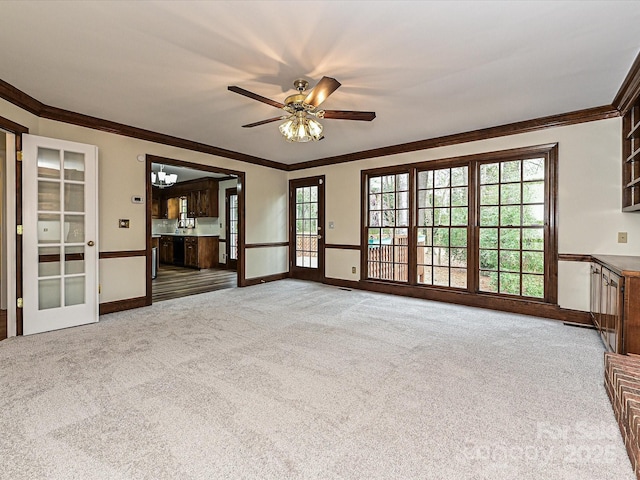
[1,1,639,166]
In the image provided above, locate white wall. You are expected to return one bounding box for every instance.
[289,117,640,311]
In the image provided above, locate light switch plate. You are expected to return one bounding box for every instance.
[329,221,335,229]
[618,232,628,243]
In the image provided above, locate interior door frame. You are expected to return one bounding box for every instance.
[289,175,325,282]
[145,154,247,305]
[225,187,238,270]
[0,115,27,338]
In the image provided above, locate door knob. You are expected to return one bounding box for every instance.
[87,241,95,247]
[317,235,323,240]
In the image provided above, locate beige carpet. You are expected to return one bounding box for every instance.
[0,279,633,479]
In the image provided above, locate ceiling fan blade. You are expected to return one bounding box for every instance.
[304,76,341,107]
[228,86,284,109]
[322,110,376,121]
[241,116,284,128]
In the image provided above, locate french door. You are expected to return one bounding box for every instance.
[225,187,238,270]
[289,176,325,281]
[22,134,99,335]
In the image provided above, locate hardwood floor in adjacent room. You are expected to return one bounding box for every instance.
[152,265,237,303]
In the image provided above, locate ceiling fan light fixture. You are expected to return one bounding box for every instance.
[151,165,178,188]
[279,112,323,143]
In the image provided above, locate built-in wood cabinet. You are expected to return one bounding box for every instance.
[590,255,640,354]
[159,236,174,264]
[184,236,218,269]
[622,90,640,211]
[152,178,218,219]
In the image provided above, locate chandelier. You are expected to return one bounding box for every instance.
[279,111,323,142]
[151,165,178,188]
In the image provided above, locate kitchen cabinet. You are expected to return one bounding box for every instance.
[184,236,218,269]
[159,236,174,264]
[590,255,640,354]
[153,178,218,219]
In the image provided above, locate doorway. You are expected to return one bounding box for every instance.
[289,175,325,282]
[146,155,245,304]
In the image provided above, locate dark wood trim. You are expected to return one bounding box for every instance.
[0,309,6,341]
[99,296,148,315]
[218,238,227,243]
[0,78,43,115]
[322,277,592,325]
[325,243,361,250]
[0,114,28,135]
[613,51,640,115]
[559,253,593,262]
[289,106,618,171]
[245,242,289,248]
[244,272,289,287]
[99,250,146,259]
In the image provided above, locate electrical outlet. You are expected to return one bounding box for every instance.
[119,219,130,228]
[352,266,356,274]
[618,232,628,243]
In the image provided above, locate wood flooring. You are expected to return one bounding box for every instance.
[152,265,237,303]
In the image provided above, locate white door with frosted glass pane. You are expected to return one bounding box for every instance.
[22,134,98,335]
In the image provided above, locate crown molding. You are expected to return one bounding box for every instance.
[287,105,619,171]
[613,50,640,114]
[0,78,620,173]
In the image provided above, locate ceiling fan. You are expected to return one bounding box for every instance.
[228,77,376,142]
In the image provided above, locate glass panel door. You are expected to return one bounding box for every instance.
[23,134,98,335]
[290,176,324,281]
[226,187,238,270]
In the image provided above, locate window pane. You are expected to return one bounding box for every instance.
[499,228,521,250]
[433,267,450,286]
[382,175,395,192]
[450,228,467,247]
[480,185,499,205]
[382,211,395,226]
[523,204,544,226]
[418,209,433,227]
[433,228,449,247]
[450,208,468,226]
[397,191,409,209]
[500,250,521,272]
[396,173,409,191]
[451,268,467,288]
[479,228,498,248]
[501,160,521,183]
[480,206,499,226]
[480,271,498,292]
[523,274,544,298]
[500,206,521,226]
[480,249,498,271]
[450,248,467,267]
[451,167,468,187]
[369,177,381,192]
[500,272,521,295]
[434,189,450,207]
[434,169,450,188]
[523,181,544,204]
[418,171,433,189]
[369,193,382,210]
[522,251,544,274]
[523,158,545,181]
[451,187,468,207]
[480,163,499,184]
[522,228,544,250]
[434,247,449,266]
[433,208,450,226]
[418,190,433,208]
[501,183,521,205]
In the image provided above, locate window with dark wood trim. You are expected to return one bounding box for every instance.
[366,172,410,282]
[362,144,558,304]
